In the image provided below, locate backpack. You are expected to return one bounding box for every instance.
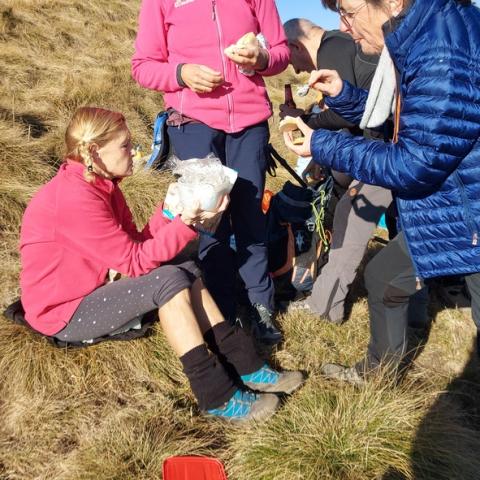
[145,111,170,170]
[265,145,334,301]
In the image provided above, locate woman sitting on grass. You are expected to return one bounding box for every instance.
[19,107,303,421]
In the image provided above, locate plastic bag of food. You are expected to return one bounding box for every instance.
[167,155,238,213]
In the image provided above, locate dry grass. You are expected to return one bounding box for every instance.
[2,1,480,479]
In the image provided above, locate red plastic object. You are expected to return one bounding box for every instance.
[262,189,274,214]
[163,456,228,480]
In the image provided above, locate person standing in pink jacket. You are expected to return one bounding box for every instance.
[19,107,304,421]
[132,0,290,345]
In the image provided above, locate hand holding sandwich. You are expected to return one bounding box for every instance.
[224,32,269,71]
[225,45,269,71]
[282,117,313,157]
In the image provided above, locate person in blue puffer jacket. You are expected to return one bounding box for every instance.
[283,0,480,383]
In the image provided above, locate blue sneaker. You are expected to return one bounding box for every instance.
[241,364,304,394]
[206,389,279,422]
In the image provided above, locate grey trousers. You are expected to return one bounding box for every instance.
[307,182,392,323]
[54,260,201,343]
[362,232,480,371]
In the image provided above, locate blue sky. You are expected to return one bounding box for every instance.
[275,0,340,30]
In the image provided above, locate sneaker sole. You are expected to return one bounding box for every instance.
[247,393,280,421]
[205,394,280,423]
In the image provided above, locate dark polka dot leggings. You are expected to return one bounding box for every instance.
[54,260,201,343]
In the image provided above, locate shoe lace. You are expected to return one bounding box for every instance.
[253,304,275,328]
[210,390,257,417]
[243,364,279,384]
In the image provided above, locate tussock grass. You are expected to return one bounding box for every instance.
[226,377,418,479]
[2,1,480,479]
[59,404,223,480]
[226,374,480,480]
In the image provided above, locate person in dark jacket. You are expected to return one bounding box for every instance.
[281,19,379,133]
[283,0,480,382]
[282,18,429,326]
[281,19,391,324]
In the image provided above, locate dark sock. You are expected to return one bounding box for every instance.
[180,344,236,411]
[204,322,264,377]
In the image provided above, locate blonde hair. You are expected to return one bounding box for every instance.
[65,107,126,182]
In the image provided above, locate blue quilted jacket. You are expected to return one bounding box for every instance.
[311,0,480,279]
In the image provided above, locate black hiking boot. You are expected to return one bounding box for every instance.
[249,304,283,346]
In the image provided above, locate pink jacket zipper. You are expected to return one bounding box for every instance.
[212,0,234,132]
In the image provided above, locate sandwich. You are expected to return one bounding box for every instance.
[279,116,299,133]
[225,32,259,55]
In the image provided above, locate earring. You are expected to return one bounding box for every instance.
[87,164,93,173]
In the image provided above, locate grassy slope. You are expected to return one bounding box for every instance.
[1,2,480,479]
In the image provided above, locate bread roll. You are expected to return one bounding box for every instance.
[236,32,257,46]
[279,116,299,133]
[225,32,258,55]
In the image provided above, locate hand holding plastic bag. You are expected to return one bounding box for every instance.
[163,155,234,234]
[169,155,237,212]
[191,194,230,234]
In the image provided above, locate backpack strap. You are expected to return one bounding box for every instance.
[271,224,295,278]
[145,111,170,170]
[266,144,309,188]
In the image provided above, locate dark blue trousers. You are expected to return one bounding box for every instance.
[168,121,274,320]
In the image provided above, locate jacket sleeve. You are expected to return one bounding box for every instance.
[311,51,477,195]
[253,0,290,76]
[301,36,363,131]
[131,0,182,92]
[324,80,369,126]
[302,109,356,131]
[56,186,197,278]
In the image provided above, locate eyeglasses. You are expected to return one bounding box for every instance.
[337,1,367,32]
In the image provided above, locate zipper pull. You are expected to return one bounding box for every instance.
[415,276,422,291]
[473,232,478,246]
[211,0,216,20]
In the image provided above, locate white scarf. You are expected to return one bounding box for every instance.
[360,46,397,129]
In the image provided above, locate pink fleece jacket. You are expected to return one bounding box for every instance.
[131,0,289,133]
[19,161,197,336]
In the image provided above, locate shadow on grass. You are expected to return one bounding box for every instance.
[0,106,49,138]
[382,343,480,480]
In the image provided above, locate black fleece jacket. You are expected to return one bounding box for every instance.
[302,31,379,133]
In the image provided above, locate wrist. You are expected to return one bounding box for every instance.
[330,81,344,98]
[177,63,187,88]
[180,214,194,226]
